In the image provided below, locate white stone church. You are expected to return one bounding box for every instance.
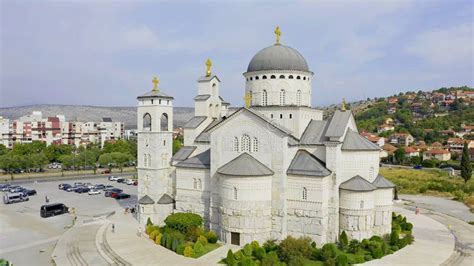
[136,29,395,246]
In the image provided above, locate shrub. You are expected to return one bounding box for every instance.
[368,241,383,259]
[206,231,218,244]
[255,247,266,260]
[262,251,280,266]
[194,241,205,255]
[361,239,370,249]
[339,231,349,248]
[390,230,400,246]
[172,239,179,252]
[311,248,322,261]
[146,217,153,226]
[146,224,154,235]
[187,227,204,242]
[234,250,244,261]
[251,240,260,251]
[401,222,413,232]
[169,230,185,244]
[164,213,203,234]
[155,234,162,245]
[364,254,373,261]
[381,241,389,255]
[149,230,159,241]
[165,234,172,250]
[160,233,167,246]
[278,236,312,263]
[177,243,186,255]
[198,235,208,246]
[288,256,306,266]
[263,239,279,253]
[183,246,195,257]
[348,239,360,254]
[239,257,256,266]
[369,235,383,243]
[321,243,337,261]
[243,244,253,256]
[347,254,365,264]
[226,249,235,266]
[335,253,348,266]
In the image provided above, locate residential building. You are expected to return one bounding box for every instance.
[424,149,451,161]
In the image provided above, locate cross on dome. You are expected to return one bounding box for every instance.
[152,76,159,91]
[274,26,281,45]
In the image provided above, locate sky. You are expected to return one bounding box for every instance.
[1,0,473,108]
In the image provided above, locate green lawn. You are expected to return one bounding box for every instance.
[194,243,221,258]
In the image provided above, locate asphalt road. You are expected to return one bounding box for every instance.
[1,172,136,185]
[0,176,138,266]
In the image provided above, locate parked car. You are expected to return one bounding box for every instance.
[94,184,105,190]
[108,176,119,181]
[58,184,68,190]
[116,178,125,183]
[104,188,122,197]
[126,179,134,185]
[413,165,423,170]
[61,184,72,191]
[74,187,90,193]
[66,186,76,192]
[40,203,68,218]
[0,184,12,191]
[3,193,29,204]
[102,169,110,174]
[23,189,37,196]
[105,185,113,189]
[88,189,101,195]
[133,180,138,186]
[110,192,120,198]
[9,187,24,193]
[115,193,131,200]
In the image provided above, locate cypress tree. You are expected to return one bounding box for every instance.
[460,142,472,184]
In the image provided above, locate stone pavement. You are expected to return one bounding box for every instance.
[363,205,455,265]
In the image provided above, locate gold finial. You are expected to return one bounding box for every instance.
[152,76,159,91]
[274,26,281,45]
[342,97,346,111]
[244,92,252,108]
[205,58,212,76]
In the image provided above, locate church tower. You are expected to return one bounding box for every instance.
[136,77,174,226]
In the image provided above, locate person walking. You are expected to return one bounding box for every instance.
[415,206,420,215]
[112,223,115,233]
[45,195,49,203]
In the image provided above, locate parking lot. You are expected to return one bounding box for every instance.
[0,176,137,265]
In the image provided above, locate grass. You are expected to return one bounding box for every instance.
[380,167,474,212]
[0,167,137,182]
[194,243,221,258]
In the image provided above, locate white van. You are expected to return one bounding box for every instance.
[3,193,29,204]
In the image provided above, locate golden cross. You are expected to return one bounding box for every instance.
[342,97,346,111]
[152,76,159,91]
[206,58,212,76]
[243,92,252,108]
[274,26,281,45]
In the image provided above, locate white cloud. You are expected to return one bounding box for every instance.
[405,24,473,66]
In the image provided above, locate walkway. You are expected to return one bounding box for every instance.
[364,206,455,265]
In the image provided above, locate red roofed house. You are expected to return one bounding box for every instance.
[389,133,414,147]
[447,138,473,153]
[424,149,451,161]
[360,132,385,147]
[404,146,419,157]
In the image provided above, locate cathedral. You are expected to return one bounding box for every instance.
[136,28,395,246]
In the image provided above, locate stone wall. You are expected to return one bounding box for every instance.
[339,190,375,240]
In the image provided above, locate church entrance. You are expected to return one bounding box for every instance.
[231,232,240,245]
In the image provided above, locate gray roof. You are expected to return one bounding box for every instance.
[372,175,396,188]
[157,193,174,204]
[287,150,331,177]
[176,149,210,169]
[197,74,220,82]
[102,117,113,122]
[195,119,220,143]
[247,44,310,73]
[194,95,211,101]
[217,153,274,176]
[171,146,196,162]
[183,116,207,129]
[342,130,381,151]
[340,175,376,192]
[325,110,352,138]
[219,96,230,105]
[137,90,174,100]
[138,195,154,205]
[300,120,329,145]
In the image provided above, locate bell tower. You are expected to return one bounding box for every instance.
[137,76,174,225]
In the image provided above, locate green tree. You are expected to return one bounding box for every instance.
[0,153,21,177]
[460,142,472,183]
[99,153,114,172]
[29,153,48,171]
[78,150,99,174]
[59,154,77,170]
[44,144,74,162]
[394,147,406,164]
[111,152,133,172]
[0,144,8,156]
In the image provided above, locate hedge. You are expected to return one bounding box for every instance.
[164,213,203,233]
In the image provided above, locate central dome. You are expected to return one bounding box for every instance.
[247,44,310,73]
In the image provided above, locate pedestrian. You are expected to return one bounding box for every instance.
[45,195,49,203]
[137,226,142,237]
[415,206,420,215]
[112,223,115,233]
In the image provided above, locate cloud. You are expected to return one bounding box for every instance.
[405,24,473,66]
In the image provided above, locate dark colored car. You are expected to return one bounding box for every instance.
[413,165,422,170]
[115,193,130,200]
[40,203,68,218]
[74,187,90,193]
[94,184,105,190]
[62,184,72,191]
[133,181,138,186]
[23,189,37,196]
[116,178,125,183]
[110,192,120,198]
[105,188,122,197]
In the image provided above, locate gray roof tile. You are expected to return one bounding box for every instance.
[372,175,396,188]
[176,149,210,169]
[342,130,380,151]
[183,116,207,129]
[287,150,331,177]
[157,193,174,204]
[171,146,196,162]
[340,175,376,192]
[138,195,154,205]
[194,95,211,101]
[195,119,220,143]
[217,153,274,176]
[197,75,220,82]
[325,110,351,138]
[137,90,174,100]
[300,120,329,145]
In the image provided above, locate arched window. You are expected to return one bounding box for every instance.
[160,113,168,131]
[262,90,268,106]
[159,99,161,104]
[250,77,253,81]
[193,178,197,189]
[303,187,308,200]
[233,137,239,152]
[144,153,147,167]
[289,75,294,79]
[255,76,259,80]
[270,75,276,79]
[233,187,238,200]
[296,76,301,80]
[360,201,364,209]
[163,140,166,146]
[279,75,285,79]
[296,90,302,106]
[151,99,154,104]
[212,83,217,95]
[241,135,250,152]
[198,179,202,190]
[262,75,267,79]
[148,154,151,167]
[143,113,152,131]
[252,137,258,152]
[280,89,286,105]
